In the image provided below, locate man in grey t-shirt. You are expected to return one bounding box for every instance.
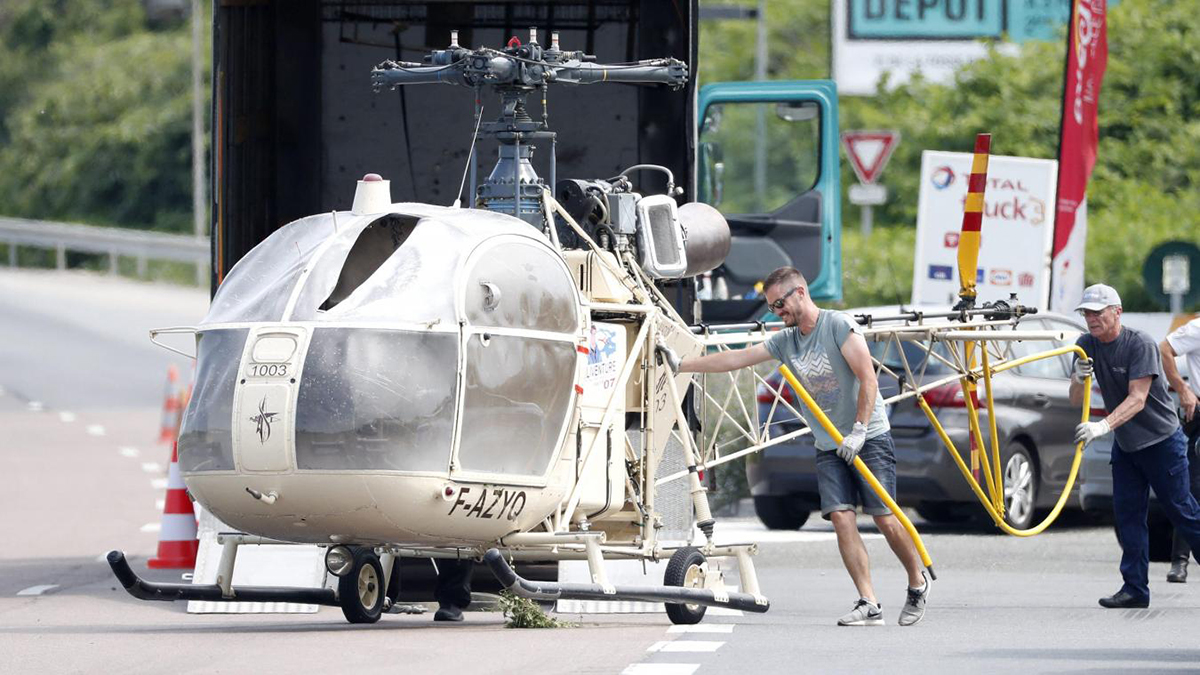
[670,267,929,627]
[1068,283,1200,608]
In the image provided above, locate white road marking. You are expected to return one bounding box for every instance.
[647,641,725,653]
[155,499,165,511]
[667,624,735,633]
[86,424,106,436]
[119,446,140,458]
[16,585,59,596]
[140,522,161,533]
[58,411,76,423]
[141,462,164,474]
[622,666,700,675]
[151,478,168,490]
[715,522,882,544]
[27,401,43,412]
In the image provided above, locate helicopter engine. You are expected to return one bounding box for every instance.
[555,176,730,280]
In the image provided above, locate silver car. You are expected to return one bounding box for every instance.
[748,308,1092,530]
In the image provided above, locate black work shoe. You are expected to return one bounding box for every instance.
[1167,559,1188,583]
[1098,591,1149,609]
[434,605,464,622]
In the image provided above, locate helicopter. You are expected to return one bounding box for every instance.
[107,28,770,626]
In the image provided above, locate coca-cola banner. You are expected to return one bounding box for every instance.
[1051,0,1108,312]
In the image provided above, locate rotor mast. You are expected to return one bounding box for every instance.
[371,28,688,230]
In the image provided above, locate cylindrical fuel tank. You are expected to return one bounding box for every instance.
[678,201,731,277]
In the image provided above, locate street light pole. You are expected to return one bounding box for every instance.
[752,0,767,210]
[191,0,207,240]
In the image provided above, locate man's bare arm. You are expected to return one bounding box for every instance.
[840,331,878,425]
[1160,339,1197,422]
[1104,376,1152,430]
[679,343,774,374]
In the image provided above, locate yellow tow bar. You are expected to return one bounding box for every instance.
[916,344,1094,537]
[778,365,937,580]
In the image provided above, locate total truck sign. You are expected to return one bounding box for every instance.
[911,151,1057,308]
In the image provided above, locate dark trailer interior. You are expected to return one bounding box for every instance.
[211,0,697,292]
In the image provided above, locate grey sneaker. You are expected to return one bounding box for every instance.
[837,598,884,626]
[898,572,930,626]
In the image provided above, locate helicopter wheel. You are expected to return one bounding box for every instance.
[664,547,708,625]
[338,547,385,624]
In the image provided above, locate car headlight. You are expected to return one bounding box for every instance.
[325,545,354,577]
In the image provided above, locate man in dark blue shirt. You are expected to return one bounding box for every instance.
[1069,284,1200,608]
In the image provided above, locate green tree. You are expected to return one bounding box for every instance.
[0,1,208,233]
[701,0,1198,311]
[838,0,1200,311]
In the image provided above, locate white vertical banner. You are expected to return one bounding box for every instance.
[1049,198,1088,312]
[912,151,1057,308]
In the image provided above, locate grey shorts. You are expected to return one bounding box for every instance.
[815,431,897,519]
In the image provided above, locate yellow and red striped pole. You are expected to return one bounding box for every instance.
[955,133,992,487]
[956,133,991,307]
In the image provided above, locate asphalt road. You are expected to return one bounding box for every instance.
[2,270,1199,674]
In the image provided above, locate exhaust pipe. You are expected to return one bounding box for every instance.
[483,548,769,613]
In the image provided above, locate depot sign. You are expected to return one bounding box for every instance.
[831,0,1106,95]
[911,151,1058,308]
[848,0,1003,39]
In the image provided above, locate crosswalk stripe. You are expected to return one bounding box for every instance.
[622,665,700,675]
[667,624,734,633]
[647,641,724,653]
[16,585,58,596]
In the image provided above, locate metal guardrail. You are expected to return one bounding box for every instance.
[0,216,209,285]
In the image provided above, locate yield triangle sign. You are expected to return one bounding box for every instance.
[841,130,900,184]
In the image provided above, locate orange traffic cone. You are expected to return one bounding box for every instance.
[158,365,182,444]
[147,441,198,569]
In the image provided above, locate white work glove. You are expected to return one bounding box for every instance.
[837,422,868,464]
[1074,419,1111,446]
[1071,357,1094,385]
[655,339,681,374]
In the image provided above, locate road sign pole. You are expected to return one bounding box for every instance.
[861,205,872,237]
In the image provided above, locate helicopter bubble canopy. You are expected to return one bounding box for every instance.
[202,203,577,327]
[178,203,584,542]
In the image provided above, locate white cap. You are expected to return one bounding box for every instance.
[1075,283,1122,312]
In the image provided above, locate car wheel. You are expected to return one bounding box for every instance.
[915,502,971,524]
[753,495,811,530]
[1003,442,1038,530]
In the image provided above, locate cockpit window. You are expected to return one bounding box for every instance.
[463,240,579,333]
[178,328,248,472]
[283,213,422,321]
[321,215,420,310]
[309,217,467,325]
[204,214,340,324]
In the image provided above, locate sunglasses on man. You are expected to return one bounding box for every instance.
[770,286,802,310]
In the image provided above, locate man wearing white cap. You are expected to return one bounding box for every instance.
[1160,316,1200,582]
[1069,283,1200,608]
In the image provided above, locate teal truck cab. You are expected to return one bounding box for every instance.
[697,80,843,321]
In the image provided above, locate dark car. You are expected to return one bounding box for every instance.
[747,307,1093,530]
